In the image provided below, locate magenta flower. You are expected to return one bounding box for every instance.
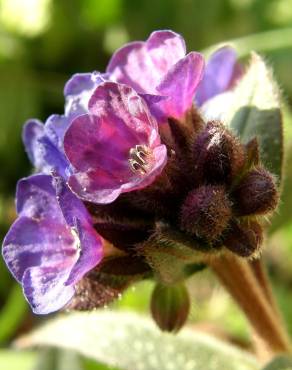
[2,174,103,314]
[64,82,167,204]
[107,30,205,121]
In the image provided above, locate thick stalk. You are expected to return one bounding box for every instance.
[209,253,291,357]
[250,258,281,317]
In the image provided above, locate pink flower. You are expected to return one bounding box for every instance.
[64,82,167,204]
[107,30,205,121]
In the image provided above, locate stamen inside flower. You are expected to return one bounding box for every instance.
[129,145,152,175]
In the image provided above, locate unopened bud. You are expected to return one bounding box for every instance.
[151,283,190,333]
[192,121,245,185]
[180,185,232,241]
[224,220,263,257]
[233,167,278,216]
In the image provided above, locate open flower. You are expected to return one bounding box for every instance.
[22,72,105,178]
[2,174,103,314]
[64,82,168,204]
[107,30,205,121]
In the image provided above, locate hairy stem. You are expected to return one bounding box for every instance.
[209,253,291,357]
[250,258,281,317]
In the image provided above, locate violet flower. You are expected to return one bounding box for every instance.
[22,72,106,178]
[196,46,241,106]
[107,30,205,121]
[64,81,168,204]
[2,174,103,314]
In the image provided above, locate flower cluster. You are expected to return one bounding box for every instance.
[2,30,278,318]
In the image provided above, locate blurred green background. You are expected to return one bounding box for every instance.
[1,0,292,369]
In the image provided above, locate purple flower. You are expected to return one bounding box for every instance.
[2,174,103,314]
[196,46,241,106]
[64,82,168,204]
[23,118,70,178]
[22,72,106,178]
[107,30,205,121]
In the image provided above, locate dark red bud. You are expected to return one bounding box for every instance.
[224,220,263,257]
[151,283,190,333]
[192,121,245,185]
[180,185,232,241]
[233,167,278,216]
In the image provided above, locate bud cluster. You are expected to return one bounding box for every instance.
[179,120,278,257]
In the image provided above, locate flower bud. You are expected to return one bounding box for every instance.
[233,167,278,216]
[192,121,245,185]
[151,283,190,333]
[180,185,232,241]
[224,220,263,257]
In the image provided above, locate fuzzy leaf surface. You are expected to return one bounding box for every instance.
[16,311,259,370]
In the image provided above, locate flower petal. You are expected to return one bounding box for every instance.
[22,120,68,177]
[22,265,75,314]
[64,72,105,96]
[157,52,205,119]
[67,144,167,204]
[16,174,61,219]
[2,216,77,283]
[22,119,44,166]
[107,30,186,93]
[88,82,159,143]
[52,176,103,284]
[196,46,239,106]
[44,114,70,150]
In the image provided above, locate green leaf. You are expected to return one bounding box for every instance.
[16,311,259,370]
[0,350,36,370]
[83,357,120,370]
[226,53,283,182]
[262,356,292,370]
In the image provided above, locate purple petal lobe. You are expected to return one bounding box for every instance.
[157,52,205,119]
[2,216,77,283]
[107,31,186,94]
[16,174,61,218]
[64,72,104,96]
[64,72,107,120]
[22,119,44,166]
[44,114,70,150]
[196,46,239,106]
[22,119,69,177]
[22,265,75,314]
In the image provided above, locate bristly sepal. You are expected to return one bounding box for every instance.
[192,121,246,186]
[232,167,278,216]
[180,185,232,241]
[223,220,263,258]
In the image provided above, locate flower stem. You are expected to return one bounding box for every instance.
[209,253,291,357]
[249,258,281,317]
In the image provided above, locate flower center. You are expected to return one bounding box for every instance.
[129,144,152,175]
